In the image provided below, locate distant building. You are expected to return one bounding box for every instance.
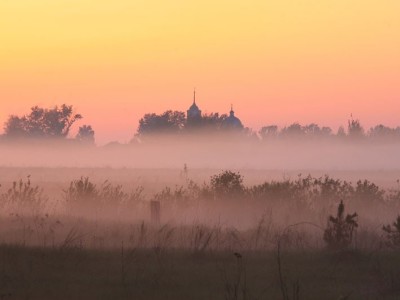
[186,91,243,131]
[222,105,243,130]
[186,89,202,127]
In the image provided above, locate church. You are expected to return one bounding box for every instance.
[186,90,244,130]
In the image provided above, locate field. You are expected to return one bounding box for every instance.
[1,246,400,300]
[0,167,400,299]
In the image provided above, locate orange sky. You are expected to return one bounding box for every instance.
[1,0,399,144]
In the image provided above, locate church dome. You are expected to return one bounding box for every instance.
[222,107,243,130]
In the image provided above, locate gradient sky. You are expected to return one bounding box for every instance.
[1,0,399,144]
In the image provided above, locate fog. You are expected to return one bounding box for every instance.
[0,135,399,250]
[1,135,400,171]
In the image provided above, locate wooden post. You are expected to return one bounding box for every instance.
[150,200,161,225]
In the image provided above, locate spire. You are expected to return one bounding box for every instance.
[193,88,196,104]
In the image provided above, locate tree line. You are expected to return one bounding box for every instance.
[259,119,400,141]
[2,104,400,143]
[135,109,400,142]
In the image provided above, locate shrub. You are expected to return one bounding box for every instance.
[64,177,99,212]
[210,170,244,199]
[323,201,358,250]
[99,180,128,208]
[0,177,48,215]
[382,216,400,249]
[64,177,144,216]
[352,180,385,205]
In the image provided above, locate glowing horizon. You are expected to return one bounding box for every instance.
[1,0,399,144]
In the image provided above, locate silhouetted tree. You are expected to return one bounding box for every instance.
[280,123,304,138]
[76,125,95,144]
[382,216,400,249]
[3,115,26,138]
[353,179,385,205]
[337,126,346,138]
[303,123,320,136]
[320,126,333,137]
[199,113,227,131]
[368,124,399,140]
[323,201,358,250]
[4,104,82,139]
[259,125,278,139]
[137,110,186,135]
[347,116,364,139]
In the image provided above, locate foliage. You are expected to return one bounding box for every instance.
[210,170,245,199]
[337,126,346,137]
[198,112,227,131]
[76,125,95,144]
[153,182,201,208]
[137,110,186,135]
[64,177,144,214]
[4,104,82,139]
[137,110,230,135]
[280,123,304,138]
[382,216,400,249]
[250,179,295,202]
[259,125,278,139]
[368,124,400,140]
[64,177,98,210]
[259,123,333,140]
[347,117,364,138]
[323,201,358,250]
[353,179,385,205]
[0,177,48,214]
[249,175,353,211]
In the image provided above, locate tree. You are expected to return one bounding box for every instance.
[76,125,95,144]
[323,201,358,250]
[320,126,333,137]
[368,124,398,140]
[303,123,320,136]
[259,125,278,140]
[347,116,364,139]
[199,112,227,131]
[137,110,186,135]
[382,216,400,249]
[210,170,245,199]
[3,104,82,139]
[337,126,346,138]
[3,115,26,137]
[280,123,305,138]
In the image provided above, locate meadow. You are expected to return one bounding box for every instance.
[0,167,399,299]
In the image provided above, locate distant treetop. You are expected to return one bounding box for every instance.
[3,104,82,139]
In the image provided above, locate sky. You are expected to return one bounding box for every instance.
[0,0,399,144]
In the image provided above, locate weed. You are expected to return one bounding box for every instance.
[323,201,358,250]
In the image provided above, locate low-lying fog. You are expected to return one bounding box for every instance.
[0,136,399,249]
[0,136,400,232]
[1,136,400,171]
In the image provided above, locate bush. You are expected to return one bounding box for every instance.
[63,177,144,216]
[64,177,98,212]
[353,180,385,205]
[210,170,244,199]
[0,177,48,215]
[323,201,358,250]
[382,216,400,249]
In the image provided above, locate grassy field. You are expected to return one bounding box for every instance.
[0,167,399,299]
[0,245,399,300]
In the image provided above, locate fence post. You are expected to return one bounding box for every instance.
[150,200,161,225]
